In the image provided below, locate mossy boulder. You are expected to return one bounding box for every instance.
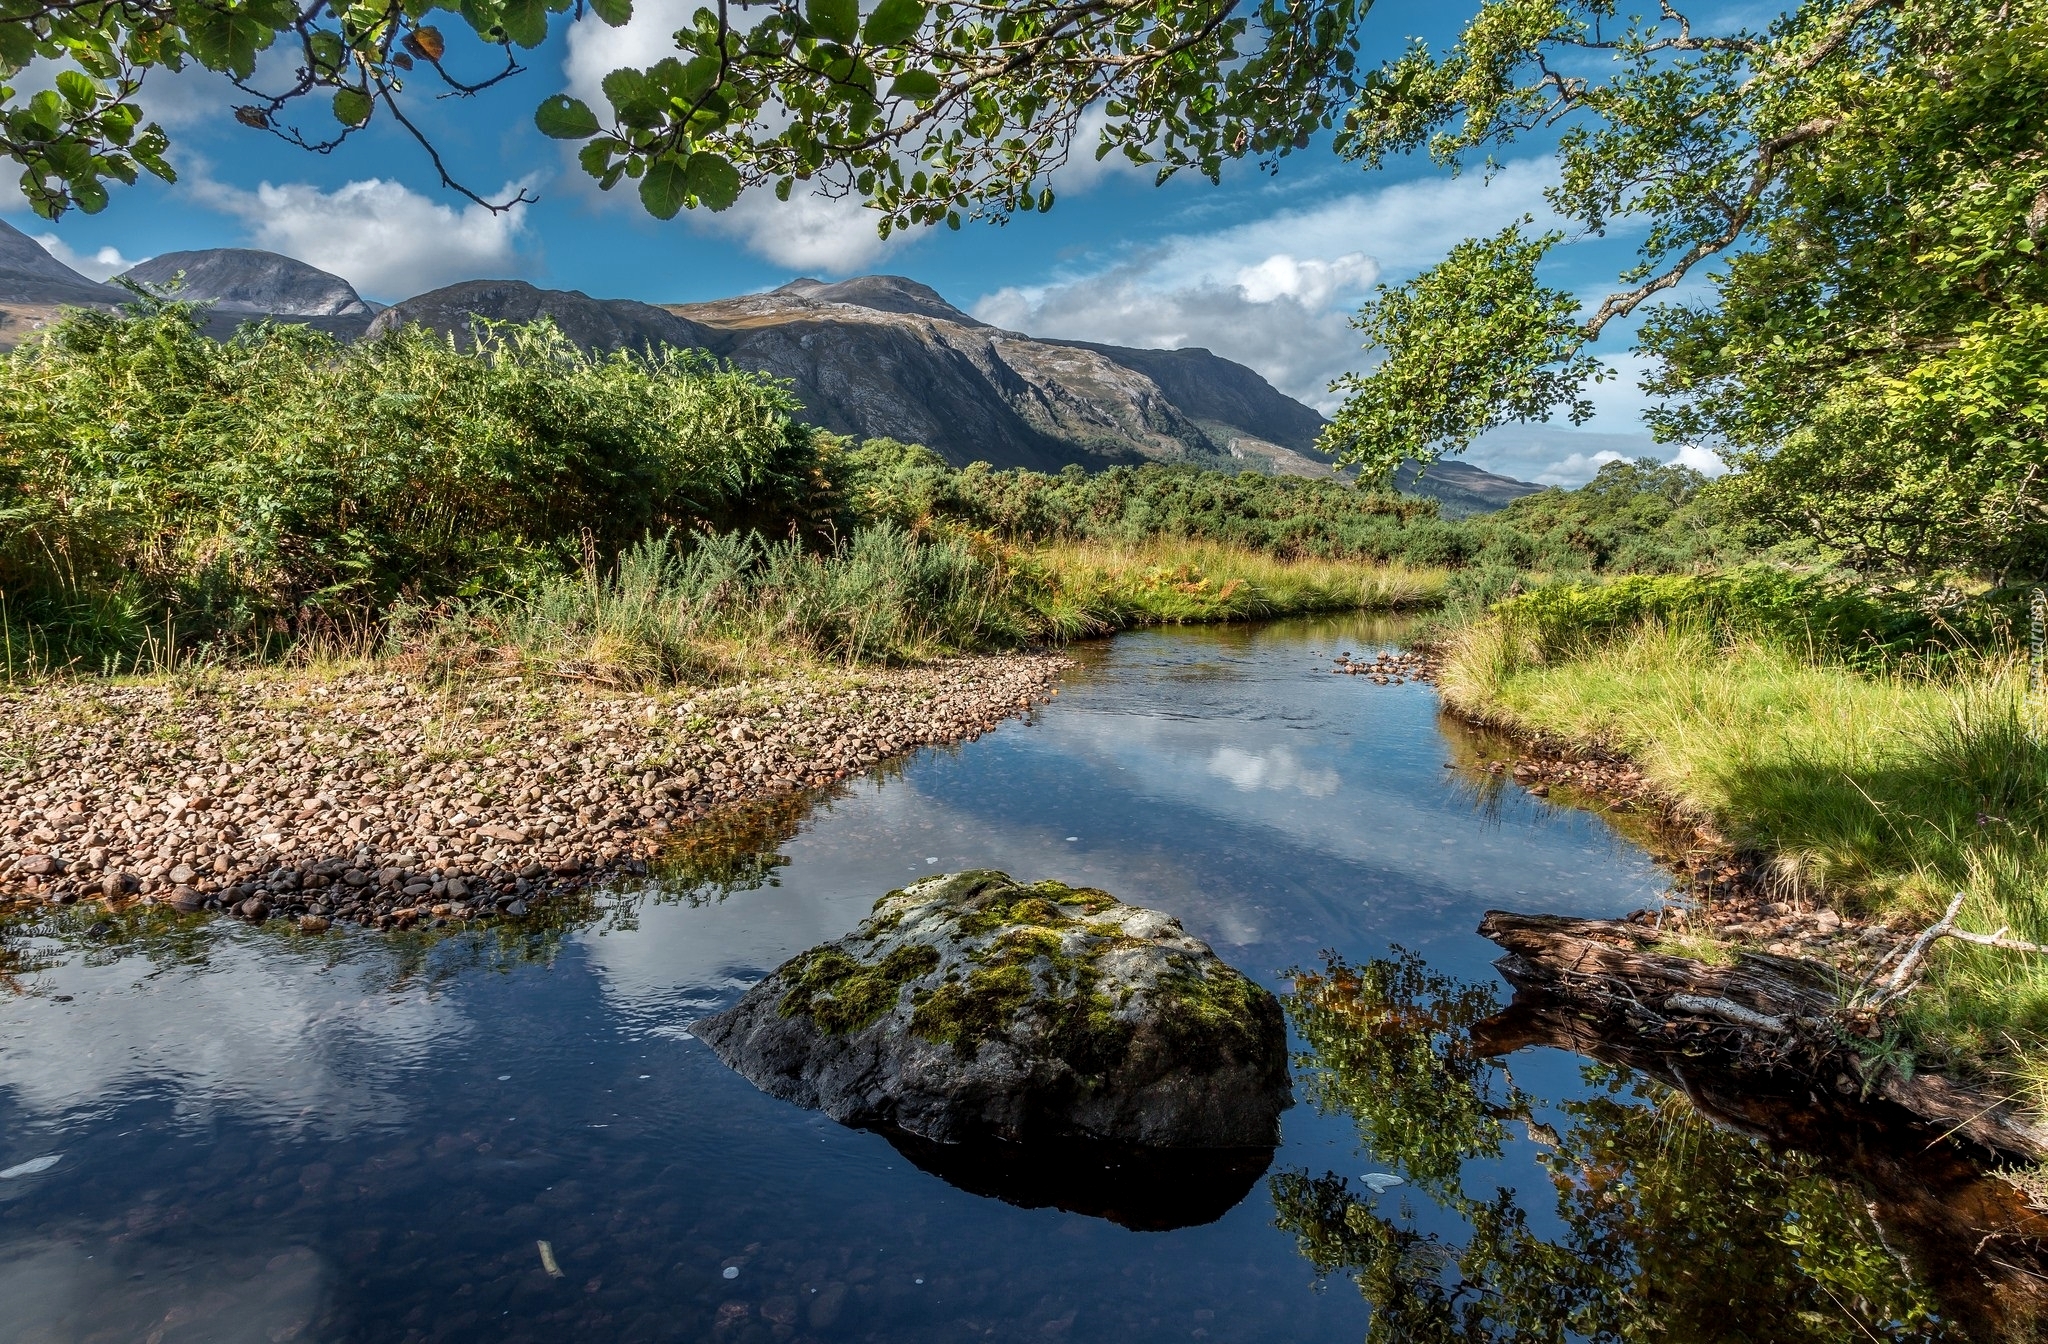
[692,870,1291,1148]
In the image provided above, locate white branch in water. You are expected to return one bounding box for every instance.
[1665,994,1788,1033]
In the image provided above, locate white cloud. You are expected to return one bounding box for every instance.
[35,235,146,281]
[191,175,535,299]
[1534,449,1629,486]
[698,186,904,272]
[1667,442,1729,476]
[970,160,1560,408]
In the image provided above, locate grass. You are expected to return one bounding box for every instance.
[15,533,1440,691]
[1440,614,2048,1104]
[1023,540,1450,637]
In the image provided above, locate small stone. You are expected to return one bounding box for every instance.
[444,878,469,900]
[504,899,529,917]
[169,886,206,913]
[18,855,57,876]
[298,915,330,933]
[342,869,373,888]
[239,897,270,922]
[402,881,432,898]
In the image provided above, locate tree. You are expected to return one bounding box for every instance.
[0,0,1374,220]
[1315,0,2048,581]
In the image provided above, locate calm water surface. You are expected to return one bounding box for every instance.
[0,618,2018,1342]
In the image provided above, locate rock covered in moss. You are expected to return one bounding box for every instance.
[692,870,1291,1148]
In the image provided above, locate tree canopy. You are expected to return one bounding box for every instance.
[1319,0,2048,581]
[0,0,1375,219]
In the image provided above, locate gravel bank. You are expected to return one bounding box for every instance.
[0,653,1068,931]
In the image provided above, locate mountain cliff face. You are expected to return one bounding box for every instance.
[0,218,123,347]
[664,277,1337,474]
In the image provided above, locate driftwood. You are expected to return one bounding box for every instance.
[1477,910,2048,1163]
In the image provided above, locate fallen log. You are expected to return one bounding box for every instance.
[1478,911,1841,1021]
[1477,910,2048,1163]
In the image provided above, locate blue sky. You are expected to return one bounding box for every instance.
[5,0,1725,484]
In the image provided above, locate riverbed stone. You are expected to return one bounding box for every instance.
[693,870,1291,1148]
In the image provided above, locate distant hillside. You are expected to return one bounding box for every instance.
[364,279,717,354]
[0,218,123,347]
[0,241,1549,511]
[117,248,377,337]
[1393,459,1547,517]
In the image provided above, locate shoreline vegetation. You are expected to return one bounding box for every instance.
[1433,582,2048,1129]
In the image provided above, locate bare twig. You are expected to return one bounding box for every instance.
[1860,892,1967,1009]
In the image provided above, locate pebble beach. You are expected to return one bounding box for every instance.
[0,653,1068,931]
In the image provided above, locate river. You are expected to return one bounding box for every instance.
[0,617,2027,1342]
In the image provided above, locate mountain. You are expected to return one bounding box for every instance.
[362,278,717,355]
[0,217,124,347]
[120,249,372,316]
[0,218,124,305]
[1393,459,1548,517]
[117,248,377,339]
[0,243,1549,508]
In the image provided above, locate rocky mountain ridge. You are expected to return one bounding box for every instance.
[0,230,1547,504]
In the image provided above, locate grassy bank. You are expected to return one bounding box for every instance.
[1440,604,2048,1104]
[382,534,1446,688]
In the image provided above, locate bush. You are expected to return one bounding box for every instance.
[1,300,831,669]
[1486,567,2016,670]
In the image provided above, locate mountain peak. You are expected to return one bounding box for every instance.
[0,217,124,304]
[772,274,984,326]
[118,248,370,317]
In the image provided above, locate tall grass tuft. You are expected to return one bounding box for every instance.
[401,526,1027,684]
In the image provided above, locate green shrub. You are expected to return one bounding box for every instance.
[1,300,830,669]
[1484,566,2029,671]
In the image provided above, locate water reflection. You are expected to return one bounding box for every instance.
[0,617,2035,1343]
[880,1131,1275,1231]
[1279,952,2045,1342]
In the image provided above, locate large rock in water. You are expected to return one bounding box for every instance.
[694,870,1291,1148]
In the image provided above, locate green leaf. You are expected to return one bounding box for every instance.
[498,0,549,47]
[807,0,858,44]
[307,30,346,73]
[684,149,741,209]
[889,68,940,102]
[862,0,926,46]
[0,24,35,73]
[534,93,600,138]
[332,87,373,126]
[639,156,688,218]
[587,0,632,24]
[72,176,108,213]
[24,89,62,132]
[54,69,96,111]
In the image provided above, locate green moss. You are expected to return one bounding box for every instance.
[912,963,1038,1048]
[1154,964,1280,1069]
[777,942,941,1034]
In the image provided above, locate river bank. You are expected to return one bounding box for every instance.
[1418,615,2048,1162]
[0,653,1068,929]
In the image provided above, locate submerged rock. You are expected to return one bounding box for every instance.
[693,870,1291,1147]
